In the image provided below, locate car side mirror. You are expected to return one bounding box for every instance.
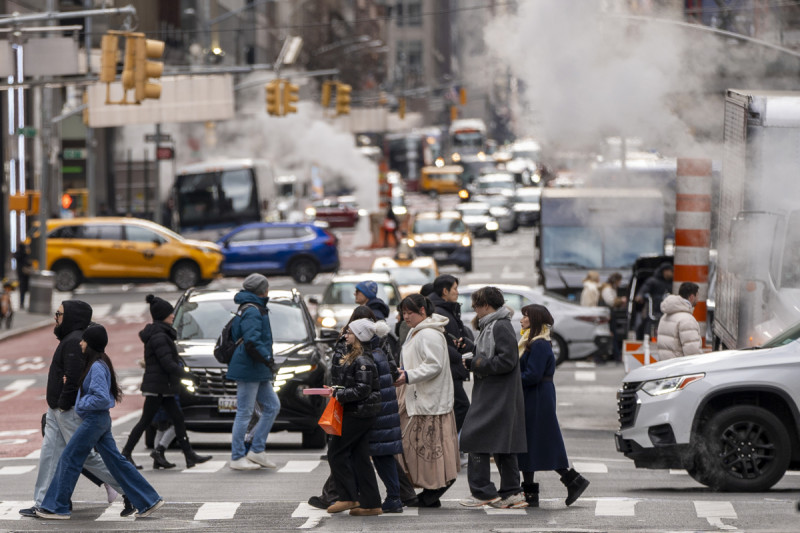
[152,238,163,246]
[307,297,319,305]
[316,327,340,344]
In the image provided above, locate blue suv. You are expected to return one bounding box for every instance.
[217,223,339,283]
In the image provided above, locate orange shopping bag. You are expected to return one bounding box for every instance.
[318,396,343,436]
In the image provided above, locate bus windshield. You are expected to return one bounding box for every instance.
[175,168,259,231]
[453,130,484,149]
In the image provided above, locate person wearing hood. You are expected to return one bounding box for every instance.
[635,262,674,339]
[394,294,460,508]
[228,273,281,470]
[122,295,211,471]
[657,282,703,359]
[459,286,527,509]
[20,300,128,519]
[355,280,390,320]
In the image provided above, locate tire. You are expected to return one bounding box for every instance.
[302,427,327,449]
[53,262,81,292]
[463,261,473,273]
[695,405,791,492]
[491,233,498,243]
[551,332,568,366]
[290,258,319,284]
[171,261,200,290]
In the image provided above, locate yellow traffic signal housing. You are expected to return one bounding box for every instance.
[283,82,299,114]
[133,36,165,102]
[336,83,352,115]
[321,81,333,108]
[450,105,458,121]
[266,80,282,116]
[9,191,40,215]
[459,87,467,106]
[398,97,406,120]
[82,90,89,125]
[99,33,119,84]
[121,35,136,96]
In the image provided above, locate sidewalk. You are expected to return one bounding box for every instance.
[0,308,52,341]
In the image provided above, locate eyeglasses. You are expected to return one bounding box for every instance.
[54,311,63,318]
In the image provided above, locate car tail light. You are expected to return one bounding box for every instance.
[575,315,609,325]
[323,230,337,247]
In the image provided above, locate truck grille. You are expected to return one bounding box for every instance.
[617,381,641,429]
[190,368,237,397]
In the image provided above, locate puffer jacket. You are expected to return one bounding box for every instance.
[228,290,274,382]
[47,300,93,410]
[367,324,402,456]
[656,295,703,359]
[400,313,453,416]
[139,321,182,395]
[332,348,381,419]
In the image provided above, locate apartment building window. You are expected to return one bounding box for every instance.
[397,40,423,84]
[395,1,423,27]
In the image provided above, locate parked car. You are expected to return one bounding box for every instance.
[312,272,402,331]
[216,222,339,284]
[407,211,473,271]
[172,287,336,448]
[472,194,518,233]
[457,284,612,365]
[454,202,499,242]
[615,320,800,491]
[42,217,222,292]
[305,197,360,228]
[512,186,542,227]
[371,256,439,298]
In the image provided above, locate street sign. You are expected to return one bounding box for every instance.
[145,133,172,143]
[17,127,37,138]
[62,148,87,160]
[156,146,174,160]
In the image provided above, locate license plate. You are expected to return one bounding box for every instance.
[614,432,624,452]
[218,397,237,413]
[433,251,448,260]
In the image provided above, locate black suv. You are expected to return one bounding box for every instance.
[172,287,335,448]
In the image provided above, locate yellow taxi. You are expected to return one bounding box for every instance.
[371,256,439,298]
[407,211,472,272]
[43,217,223,292]
[419,165,464,195]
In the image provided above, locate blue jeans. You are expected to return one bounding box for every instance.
[33,407,124,506]
[372,454,400,500]
[40,411,161,515]
[231,380,280,460]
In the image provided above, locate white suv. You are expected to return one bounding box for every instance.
[615,323,800,491]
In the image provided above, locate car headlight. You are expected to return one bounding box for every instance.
[320,316,337,328]
[407,239,416,247]
[640,373,704,396]
[278,364,314,375]
[485,221,499,231]
[180,378,196,393]
[305,207,317,218]
[461,236,471,247]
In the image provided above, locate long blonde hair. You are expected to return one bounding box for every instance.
[341,336,364,366]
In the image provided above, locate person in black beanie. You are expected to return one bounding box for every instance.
[121,295,211,470]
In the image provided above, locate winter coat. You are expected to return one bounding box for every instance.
[228,290,274,382]
[656,295,702,359]
[47,300,93,410]
[139,321,183,395]
[517,339,568,471]
[580,280,600,307]
[428,293,470,381]
[460,306,527,454]
[637,262,673,312]
[367,333,403,456]
[332,349,381,419]
[366,297,390,321]
[400,314,453,416]
[76,361,115,418]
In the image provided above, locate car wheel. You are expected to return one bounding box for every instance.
[53,262,81,292]
[551,332,568,366]
[171,261,200,290]
[290,258,318,284]
[302,426,327,449]
[463,261,473,273]
[491,233,498,243]
[695,405,791,492]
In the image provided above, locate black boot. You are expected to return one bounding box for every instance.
[121,449,143,470]
[522,482,539,507]
[560,469,589,506]
[150,446,176,469]
[178,437,212,468]
[120,495,136,517]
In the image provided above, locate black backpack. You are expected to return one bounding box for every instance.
[213,303,259,365]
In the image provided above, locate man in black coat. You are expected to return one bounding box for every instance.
[635,262,673,339]
[428,274,471,431]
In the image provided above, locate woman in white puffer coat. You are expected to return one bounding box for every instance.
[656,282,702,359]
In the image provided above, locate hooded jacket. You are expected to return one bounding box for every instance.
[365,297,390,321]
[47,300,93,410]
[367,322,403,456]
[428,292,470,381]
[400,313,453,416]
[656,295,703,359]
[637,262,673,310]
[139,320,182,395]
[228,290,274,381]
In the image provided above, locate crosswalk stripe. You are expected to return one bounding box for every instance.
[92,304,113,318]
[278,460,320,473]
[181,460,227,473]
[96,501,134,522]
[0,501,31,520]
[484,506,527,515]
[694,500,737,530]
[574,370,596,382]
[118,303,148,316]
[291,502,328,529]
[194,502,240,520]
[595,498,637,516]
[0,465,35,475]
[572,462,608,473]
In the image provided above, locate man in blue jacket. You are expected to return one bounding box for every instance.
[228,273,281,470]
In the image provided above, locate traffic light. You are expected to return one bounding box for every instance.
[133,35,165,102]
[450,105,458,121]
[82,90,89,125]
[121,35,136,97]
[99,33,119,84]
[283,81,299,114]
[398,97,406,120]
[336,83,352,115]
[459,87,467,106]
[266,80,282,116]
[321,81,333,108]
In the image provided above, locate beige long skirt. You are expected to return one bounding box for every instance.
[396,384,461,490]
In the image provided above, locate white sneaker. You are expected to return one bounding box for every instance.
[104,483,118,503]
[230,457,261,470]
[489,492,528,509]
[459,496,501,507]
[246,450,277,469]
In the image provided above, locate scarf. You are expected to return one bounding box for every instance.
[518,325,551,357]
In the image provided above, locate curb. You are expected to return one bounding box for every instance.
[0,317,52,341]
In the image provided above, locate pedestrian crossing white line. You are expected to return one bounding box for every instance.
[484,506,527,515]
[595,497,638,516]
[278,460,320,473]
[574,370,596,382]
[181,460,227,473]
[95,501,134,522]
[292,502,328,529]
[0,465,35,475]
[0,501,31,520]
[118,302,148,316]
[694,500,737,530]
[574,361,596,368]
[25,449,40,459]
[0,429,37,437]
[572,462,608,474]
[194,502,240,520]
[92,304,113,318]
[670,469,688,475]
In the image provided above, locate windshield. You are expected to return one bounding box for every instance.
[515,189,542,202]
[426,172,460,181]
[413,218,466,233]
[321,282,400,306]
[453,131,485,148]
[176,169,259,228]
[174,297,309,344]
[458,206,490,216]
[761,320,800,348]
[376,267,436,285]
[542,226,662,269]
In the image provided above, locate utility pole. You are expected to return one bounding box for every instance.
[36,0,56,271]
[84,0,95,216]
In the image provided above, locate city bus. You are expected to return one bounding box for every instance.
[448,118,487,163]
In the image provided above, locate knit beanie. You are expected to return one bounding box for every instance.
[82,324,109,353]
[355,280,378,300]
[349,318,376,342]
[146,294,174,321]
[243,273,269,295]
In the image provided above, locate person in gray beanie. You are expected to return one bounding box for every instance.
[243,273,269,295]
